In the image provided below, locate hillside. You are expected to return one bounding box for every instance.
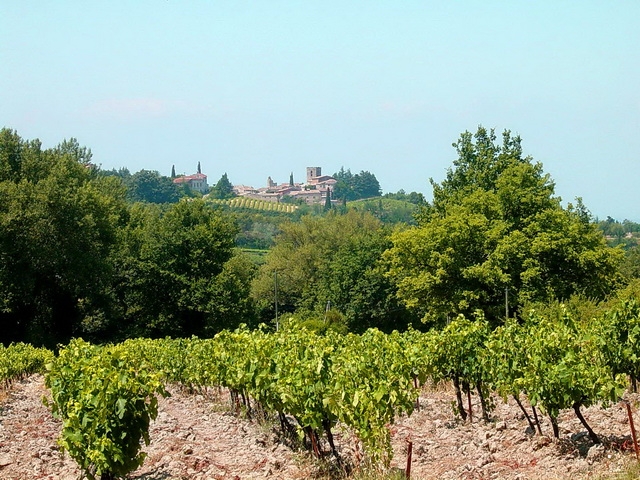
[1,375,639,479]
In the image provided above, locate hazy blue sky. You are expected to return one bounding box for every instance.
[2,1,638,220]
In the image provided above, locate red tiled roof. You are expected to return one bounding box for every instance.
[173,173,207,184]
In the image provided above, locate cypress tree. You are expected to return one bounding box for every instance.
[324,188,332,211]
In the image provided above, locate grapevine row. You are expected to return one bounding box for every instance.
[210,197,298,213]
[2,297,639,476]
[0,342,53,389]
[124,328,417,466]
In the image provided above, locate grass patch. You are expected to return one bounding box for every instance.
[239,248,269,265]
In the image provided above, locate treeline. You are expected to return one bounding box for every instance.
[597,216,640,246]
[596,217,640,279]
[102,168,188,204]
[1,126,638,349]
[332,167,382,201]
[254,127,631,331]
[0,129,256,347]
[0,128,414,348]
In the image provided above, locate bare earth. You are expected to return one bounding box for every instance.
[0,375,638,480]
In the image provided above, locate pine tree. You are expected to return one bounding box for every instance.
[211,173,235,199]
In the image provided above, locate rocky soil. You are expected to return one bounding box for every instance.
[0,375,639,480]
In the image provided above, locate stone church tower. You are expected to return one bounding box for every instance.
[307,167,321,183]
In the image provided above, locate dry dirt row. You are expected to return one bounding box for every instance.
[1,375,639,479]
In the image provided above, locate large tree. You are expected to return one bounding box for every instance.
[251,210,415,331]
[111,199,244,338]
[0,129,128,346]
[210,173,235,200]
[332,168,381,201]
[0,129,254,345]
[126,169,181,204]
[385,126,623,325]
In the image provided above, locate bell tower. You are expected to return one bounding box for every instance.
[307,167,321,183]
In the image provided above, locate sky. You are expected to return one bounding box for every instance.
[1,1,638,221]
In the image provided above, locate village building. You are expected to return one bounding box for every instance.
[233,167,335,205]
[232,185,258,196]
[173,172,209,194]
[288,189,324,204]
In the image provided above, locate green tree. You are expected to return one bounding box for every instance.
[251,210,415,331]
[127,169,180,204]
[112,199,241,338]
[100,167,131,182]
[622,246,640,279]
[0,129,128,347]
[383,190,426,205]
[210,173,235,200]
[323,189,332,211]
[202,252,258,334]
[332,167,354,201]
[353,170,382,198]
[332,168,381,201]
[348,197,421,225]
[53,137,93,166]
[385,126,623,325]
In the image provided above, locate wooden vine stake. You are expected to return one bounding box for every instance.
[624,401,640,461]
[405,438,413,479]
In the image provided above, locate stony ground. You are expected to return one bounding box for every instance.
[0,375,639,480]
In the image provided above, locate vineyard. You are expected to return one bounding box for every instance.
[209,197,299,213]
[2,299,640,479]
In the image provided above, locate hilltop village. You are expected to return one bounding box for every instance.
[173,167,336,205]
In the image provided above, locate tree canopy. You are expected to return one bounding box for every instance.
[110,199,246,338]
[332,168,381,201]
[0,128,128,346]
[101,168,182,204]
[385,126,623,326]
[251,210,416,332]
[210,173,235,200]
[0,126,630,344]
[127,169,181,203]
[0,129,254,346]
